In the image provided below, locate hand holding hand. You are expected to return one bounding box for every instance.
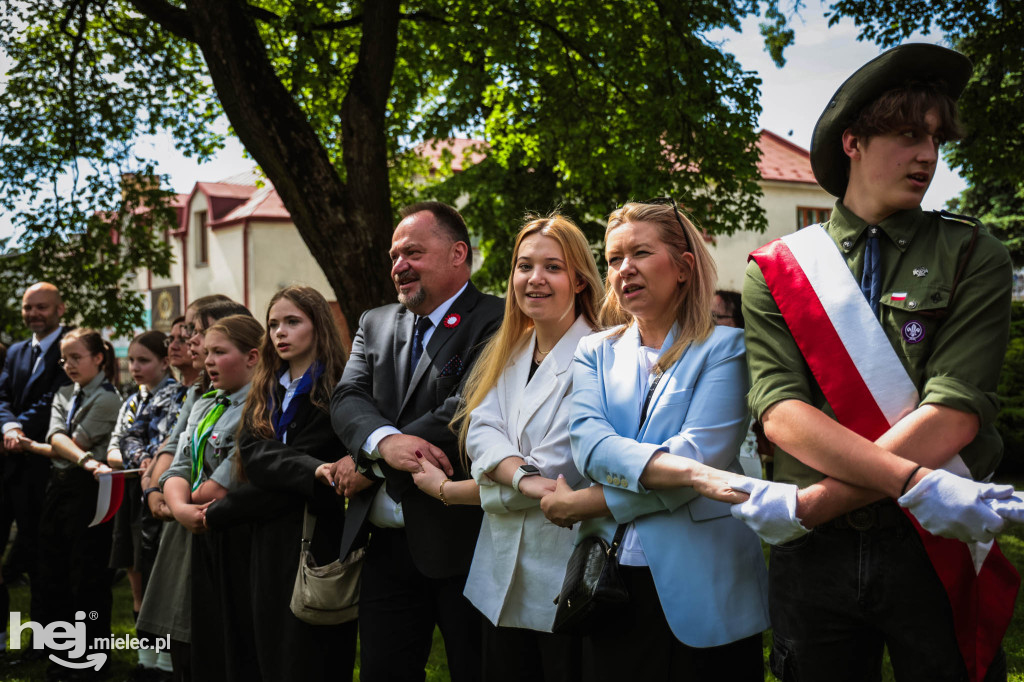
[729,477,810,545]
[329,456,373,498]
[174,501,213,535]
[412,456,449,499]
[378,434,452,476]
[3,429,24,452]
[540,475,578,529]
[688,464,753,504]
[84,459,113,480]
[898,469,1009,543]
[517,475,557,500]
[147,490,173,521]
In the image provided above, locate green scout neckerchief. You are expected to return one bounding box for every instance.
[191,390,230,492]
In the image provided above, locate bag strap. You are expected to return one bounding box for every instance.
[608,522,628,559]
[301,504,316,548]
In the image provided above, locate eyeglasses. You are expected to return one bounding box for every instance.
[163,334,189,347]
[644,196,692,250]
[59,354,85,367]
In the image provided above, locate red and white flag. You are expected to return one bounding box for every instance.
[751,224,1019,682]
[89,469,141,527]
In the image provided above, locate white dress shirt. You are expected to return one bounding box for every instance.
[365,282,469,528]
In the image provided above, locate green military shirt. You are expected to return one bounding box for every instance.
[743,200,1012,488]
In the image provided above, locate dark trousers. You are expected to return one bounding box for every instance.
[481,620,582,682]
[35,467,114,663]
[359,527,482,682]
[583,565,763,682]
[190,528,260,682]
[769,501,1007,682]
[1,457,49,594]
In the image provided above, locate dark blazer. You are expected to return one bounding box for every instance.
[0,326,71,477]
[332,282,503,579]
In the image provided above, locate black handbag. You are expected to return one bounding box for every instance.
[550,523,629,635]
[551,372,663,635]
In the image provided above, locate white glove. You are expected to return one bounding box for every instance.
[898,469,1012,543]
[987,493,1024,525]
[729,477,809,546]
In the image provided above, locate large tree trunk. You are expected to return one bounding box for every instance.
[132,0,399,334]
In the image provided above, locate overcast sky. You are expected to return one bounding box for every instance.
[0,3,963,239]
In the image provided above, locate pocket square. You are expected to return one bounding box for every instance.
[439,354,464,378]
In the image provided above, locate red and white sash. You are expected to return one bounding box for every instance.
[751,224,1019,682]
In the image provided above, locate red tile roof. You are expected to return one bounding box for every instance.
[756,129,817,184]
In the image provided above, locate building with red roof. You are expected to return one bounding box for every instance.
[133,130,830,330]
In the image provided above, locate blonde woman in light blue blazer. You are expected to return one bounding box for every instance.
[412,214,603,682]
[541,200,769,682]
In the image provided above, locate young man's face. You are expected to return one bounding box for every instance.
[843,108,942,222]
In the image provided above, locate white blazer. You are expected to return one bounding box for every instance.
[463,315,594,630]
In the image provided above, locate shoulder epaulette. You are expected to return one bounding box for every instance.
[937,209,983,229]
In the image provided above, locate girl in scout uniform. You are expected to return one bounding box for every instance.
[162,314,262,681]
[205,286,352,681]
[107,330,176,679]
[18,328,122,676]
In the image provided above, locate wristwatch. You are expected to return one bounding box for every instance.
[512,464,541,493]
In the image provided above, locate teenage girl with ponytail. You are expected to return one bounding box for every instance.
[18,328,122,676]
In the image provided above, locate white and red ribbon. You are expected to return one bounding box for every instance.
[751,224,1019,682]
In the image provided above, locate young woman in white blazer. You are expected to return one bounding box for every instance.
[413,214,603,682]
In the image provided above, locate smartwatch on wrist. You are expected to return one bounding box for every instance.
[512,464,541,493]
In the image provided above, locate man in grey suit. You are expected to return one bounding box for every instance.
[329,201,503,682]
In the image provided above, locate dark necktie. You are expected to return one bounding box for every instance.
[410,316,433,373]
[30,344,41,374]
[65,391,81,431]
[860,225,882,317]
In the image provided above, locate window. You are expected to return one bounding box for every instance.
[195,210,208,266]
[797,206,831,229]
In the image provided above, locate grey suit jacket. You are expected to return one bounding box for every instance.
[332,282,503,578]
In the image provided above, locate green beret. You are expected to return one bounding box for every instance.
[810,43,972,198]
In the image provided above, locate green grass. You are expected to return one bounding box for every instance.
[6,479,1024,681]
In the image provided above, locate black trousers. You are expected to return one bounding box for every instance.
[481,620,582,682]
[358,527,482,682]
[583,565,763,682]
[1,456,50,593]
[190,528,260,682]
[35,467,114,663]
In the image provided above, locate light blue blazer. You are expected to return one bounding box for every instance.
[570,323,769,647]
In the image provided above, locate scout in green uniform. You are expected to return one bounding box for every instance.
[738,44,1015,681]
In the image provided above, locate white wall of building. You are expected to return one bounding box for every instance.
[248,221,336,317]
[709,180,834,291]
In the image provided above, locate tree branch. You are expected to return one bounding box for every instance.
[127,0,195,42]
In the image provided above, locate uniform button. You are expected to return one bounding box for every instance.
[841,239,852,250]
[907,301,918,309]
[898,238,907,247]
[606,474,613,484]
[932,293,941,302]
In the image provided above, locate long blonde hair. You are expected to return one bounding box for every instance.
[599,201,716,372]
[454,214,603,453]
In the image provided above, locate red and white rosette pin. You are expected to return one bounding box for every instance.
[443,313,461,329]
